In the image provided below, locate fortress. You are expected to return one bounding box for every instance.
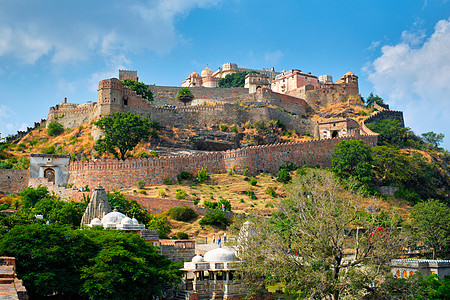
[0,67,405,200]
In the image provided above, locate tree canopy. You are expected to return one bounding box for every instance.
[364,92,384,106]
[94,112,158,160]
[175,87,195,106]
[233,169,402,300]
[218,71,256,88]
[47,121,65,136]
[421,131,445,148]
[121,79,153,101]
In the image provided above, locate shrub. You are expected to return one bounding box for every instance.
[168,205,197,222]
[158,189,167,198]
[149,150,159,157]
[228,166,236,175]
[137,180,146,189]
[242,168,248,176]
[204,199,231,211]
[245,190,257,200]
[175,189,187,200]
[197,167,208,183]
[137,150,149,158]
[220,123,228,132]
[277,169,291,183]
[193,199,199,205]
[175,232,189,239]
[47,121,64,136]
[164,178,173,185]
[42,146,56,154]
[199,210,230,227]
[177,171,192,183]
[266,187,276,197]
[230,125,238,133]
[394,187,422,204]
[249,179,257,186]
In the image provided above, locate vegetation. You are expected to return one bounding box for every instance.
[199,209,230,227]
[218,71,256,88]
[47,121,65,136]
[94,112,158,160]
[137,180,146,189]
[176,87,194,106]
[121,79,153,101]
[367,119,409,147]
[421,131,445,148]
[233,169,402,300]
[204,199,231,211]
[277,168,291,183]
[175,189,187,199]
[197,167,208,183]
[168,205,198,222]
[177,171,192,182]
[0,156,29,169]
[364,92,384,106]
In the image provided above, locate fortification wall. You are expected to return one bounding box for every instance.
[126,195,199,214]
[364,109,404,127]
[47,103,97,129]
[150,86,249,106]
[67,135,378,191]
[0,169,29,194]
[5,119,47,143]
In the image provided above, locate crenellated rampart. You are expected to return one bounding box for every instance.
[67,134,378,191]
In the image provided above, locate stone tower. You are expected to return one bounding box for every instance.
[80,185,112,226]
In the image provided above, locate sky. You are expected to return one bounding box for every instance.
[0,0,449,149]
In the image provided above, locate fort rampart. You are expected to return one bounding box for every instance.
[67,134,378,191]
[0,169,29,194]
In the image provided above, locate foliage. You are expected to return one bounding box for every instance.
[199,210,230,227]
[167,205,197,222]
[147,215,171,239]
[218,71,256,88]
[245,190,257,200]
[366,119,409,147]
[47,121,65,136]
[94,112,156,160]
[220,123,228,131]
[158,189,168,197]
[197,167,208,183]
[364,92,383,106]
[174,232,189,240]
[232,169,403,300]
[277,168,291,183]
[394,187,421,204]
[121,79,153,101]
[421,131,445,148]
[175,189,187,200]
[331,139,373,185]
[410,199,450,259]
[0,156,29,169]
[164,177,173,185]
[175,87,194,106]
[19,185,49,208]
[249,178,257,186]
[150,150,159,157]
[266,186,276,197]
[204,199,231,211]
[0,224,180,299]
[137,180,146,189]
[177,171,192,182]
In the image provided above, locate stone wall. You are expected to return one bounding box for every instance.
[126,195,200,214]
[0,169,29,195]
[363,108,404,128]
[159,240,196,261]
[67,134,378,191]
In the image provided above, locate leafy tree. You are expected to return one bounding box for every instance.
[218,71,256,88]
[121,79,153,101]
[168,205,198,222]
[47,121,65,136]
[331,140,373,185]
[365,92,383,106]
[19,185,49,208]
[410,199,450,259]
[199,210,230,227]
[147,215,171,239]
[0,157,29,169]
[176,87,194,106]
[366,119,409,147]
[94,112,155,160]
[232,169,402,300]
[421,131,445,148]
[371,146,414,187]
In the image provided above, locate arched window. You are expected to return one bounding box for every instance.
[396,270,401,278]
[410,271,414,276]
[44,168,55,183]
[402,270,407,278]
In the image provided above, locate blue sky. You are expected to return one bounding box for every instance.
[0,0,449,149]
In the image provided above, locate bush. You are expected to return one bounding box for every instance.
[164,178,173,185]
[277,169,291,183]
[197,167,208,183]
[158,189,167,198]
[174,232,189,239]
[168,205,197,222]
[242,168,248,176]
[395,187,422,204]
[47,121,64,136]
[266,186,276,197]
[137,150,149,158]
[177,171,192,183]
[230,125,238,133]
[175,189,187,200]
[43,145,56,154]
[204,199,231,211]
[149,150,159,157]
[137,180,146,189]
[245,190,257,200]
[249,179,257,186]
[220,123,228,132]
[199,210,230,227]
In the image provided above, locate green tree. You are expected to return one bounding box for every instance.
[366,119,410,147]
[364,92,383,106]
[94,112,155,160]
[218,71,256,88]
[176,87,195,106]
[121,79,153,101]
[371,146,414,186]
[421,131,445,148]
[410,199,450,259]
[47,121,65,136]
[331,140,373,185]
[233,169,402,300]
[19,185,49,208]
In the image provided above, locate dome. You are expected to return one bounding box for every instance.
[189,71,200,78]
[344,71,355,77]
[191,255,204,263]
[131,217,139,225]
[121,216,133,225]
[101,210,126,226]
[90,217,102,226]
[204,248,238,262]
[201,65,213,77]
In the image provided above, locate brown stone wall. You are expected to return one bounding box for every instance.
[0,169,29,194]
[67,135,378,191]
[126,195,199,214]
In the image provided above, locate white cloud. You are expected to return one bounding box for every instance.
[264,50,284,65]
[0,105,29,139]
[0,0,223,65]
[367,18,450,149]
